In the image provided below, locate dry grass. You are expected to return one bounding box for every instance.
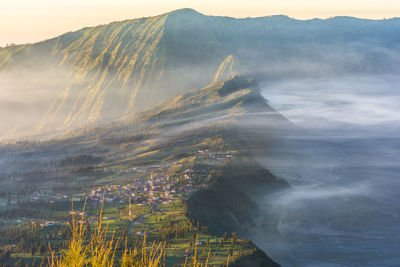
[120,235,164,267]
[49,198,164,267]
[48,199,226,267]
[183,235,227,267]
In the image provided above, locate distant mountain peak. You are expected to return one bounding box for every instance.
[168,8,202,16]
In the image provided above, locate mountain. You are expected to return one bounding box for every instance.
[1,8,400,138]
[0,74,290,194]
[0,76,289,266]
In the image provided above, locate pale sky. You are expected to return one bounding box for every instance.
[1,0,400,47]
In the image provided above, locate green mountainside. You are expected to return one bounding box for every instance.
[0,76,288,266]
[0,9,399,138]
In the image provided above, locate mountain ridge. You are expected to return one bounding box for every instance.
[1,8,400,139]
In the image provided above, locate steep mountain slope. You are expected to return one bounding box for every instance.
[1,9,399,138]
[0,75,289,180]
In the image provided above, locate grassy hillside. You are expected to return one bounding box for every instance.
[0,76,288,266]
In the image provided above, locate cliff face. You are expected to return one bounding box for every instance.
[186,156,288,236]
[230,248,281,267]
[183,147,288,267]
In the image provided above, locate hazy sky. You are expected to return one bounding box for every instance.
[1,0,400,47]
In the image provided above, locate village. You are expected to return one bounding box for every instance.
[94,149,236,206]
[22,149,236,230]
[26,149,236,205]
[89,168,210,206]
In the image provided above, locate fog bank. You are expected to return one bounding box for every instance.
[254,76,400,266]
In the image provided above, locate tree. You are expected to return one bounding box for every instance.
[232,232,238,245]
[38,243,46,255]
[17,238,26,251]
[14,259,23,267]
[31,245,36,256]
[39,256,47,267]
[223,232,229,241]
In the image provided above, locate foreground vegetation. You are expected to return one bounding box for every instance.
[30,199,247,267]
[0,194,260,266]
[49,201,169,267]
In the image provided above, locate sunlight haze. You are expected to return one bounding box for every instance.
[1,0,400,46]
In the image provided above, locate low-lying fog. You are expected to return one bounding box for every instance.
[255,76,400,266]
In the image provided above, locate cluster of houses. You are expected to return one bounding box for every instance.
[88,164,217,206]
[197,150,235,162]
[30,192,82,203]
[113,165,168,175]
[27,151,234,219]
[27,149,235,207]
[88,172,184,205]
[104,150,235,202]
[27,169,203,208]
[39,220,58,228]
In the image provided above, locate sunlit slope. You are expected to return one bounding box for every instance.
[0,8,399,137]
[0,9,237,134]
[77,75,290,145]
[1,13,170,130]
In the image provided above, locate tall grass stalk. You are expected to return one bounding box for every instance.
[50,198,165,267]
[49,199,226,267]
[183,235,213,267]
